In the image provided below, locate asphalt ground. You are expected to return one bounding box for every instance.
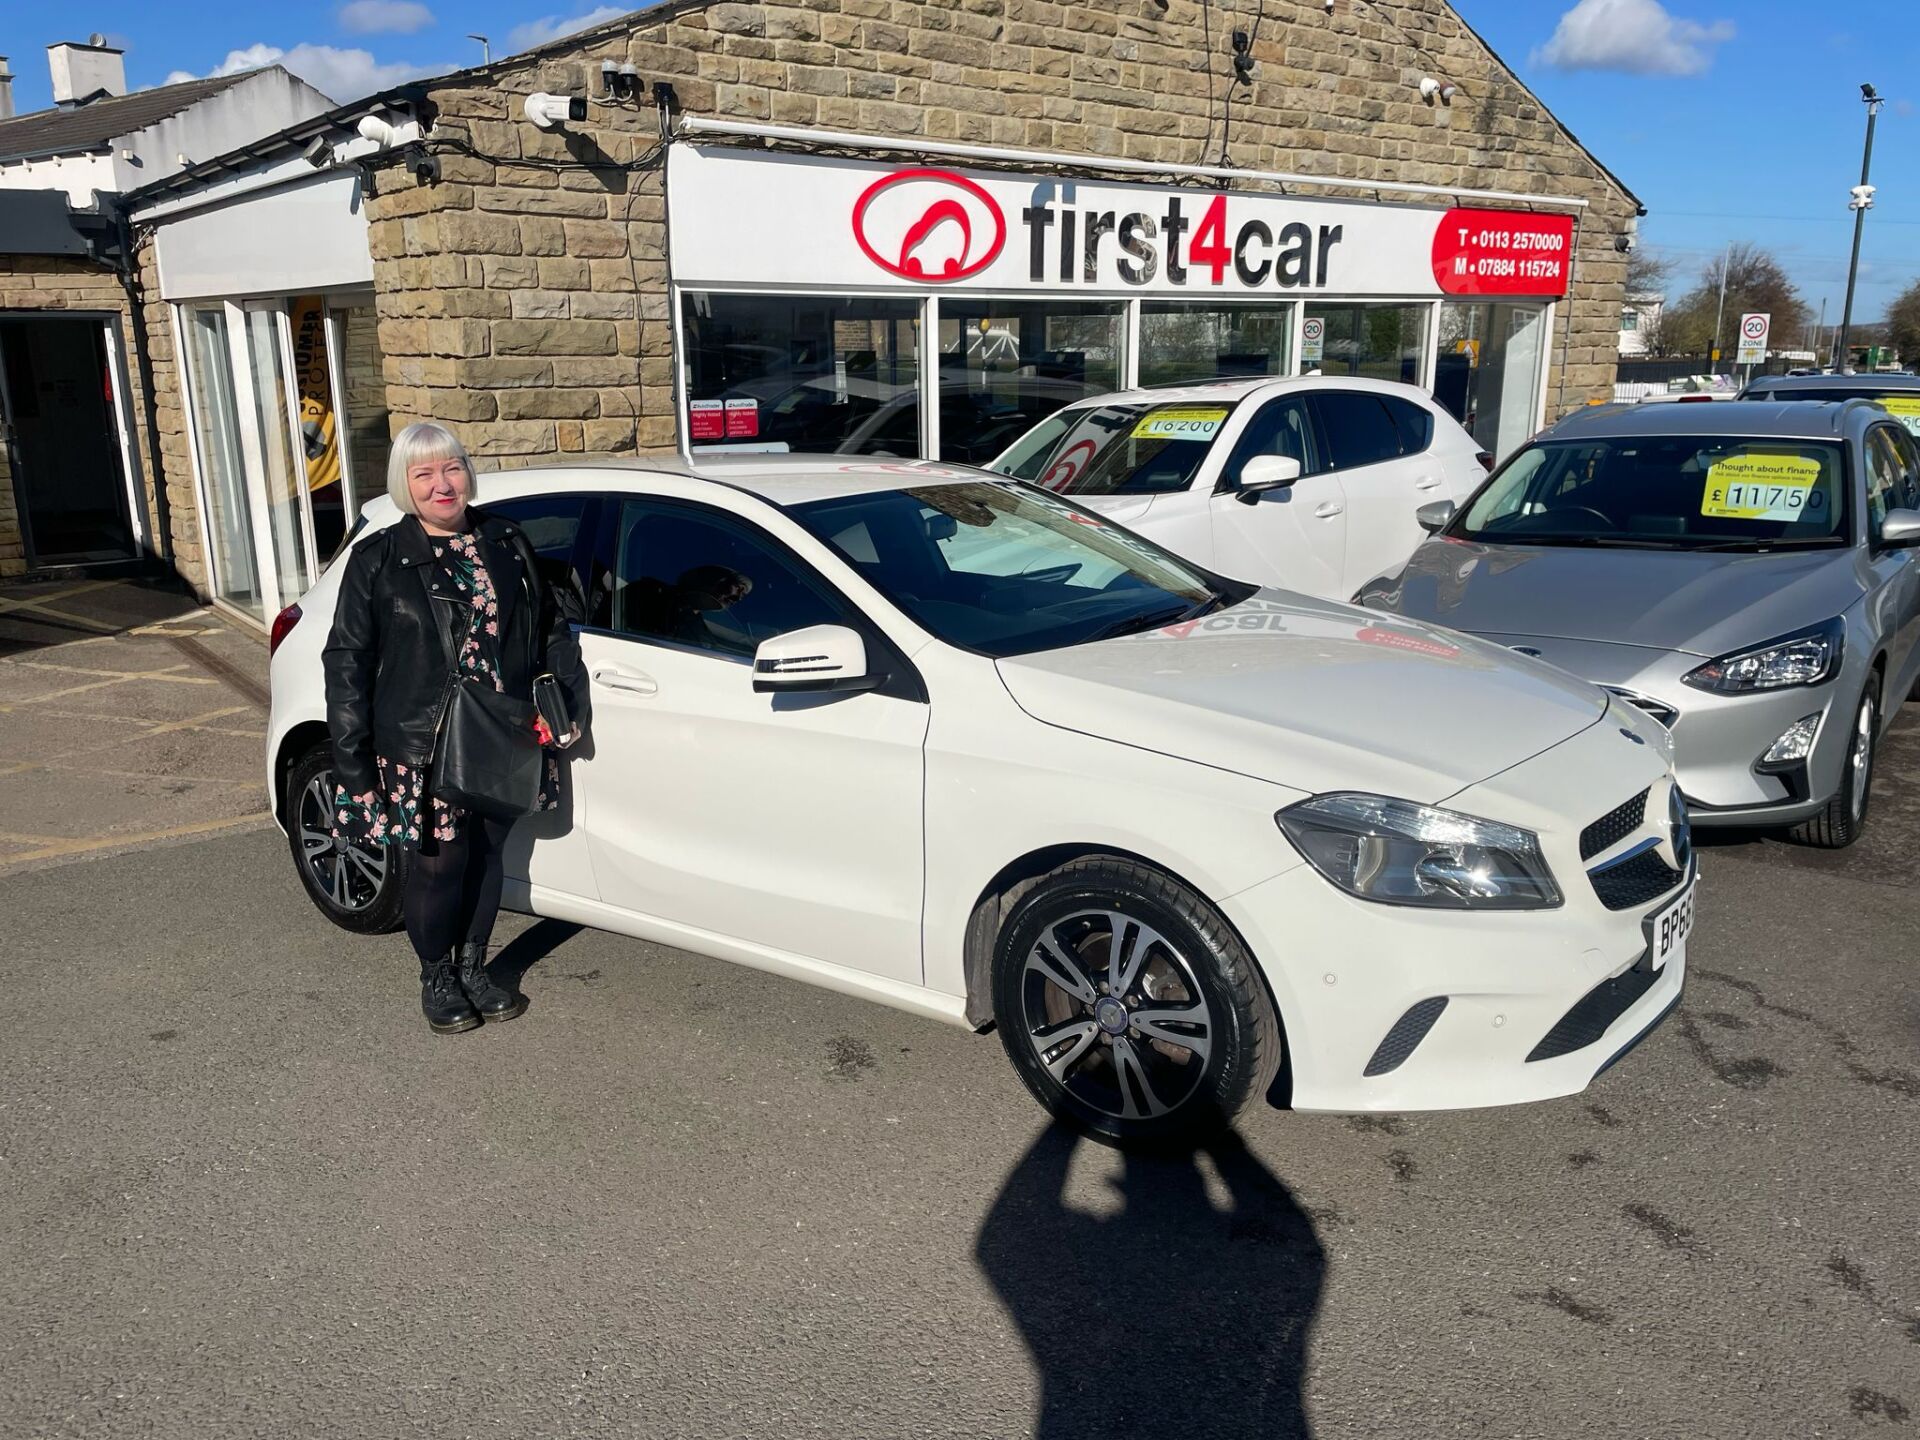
[3,706,1917,1440]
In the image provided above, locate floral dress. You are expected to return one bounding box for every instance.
[332,529,561,847]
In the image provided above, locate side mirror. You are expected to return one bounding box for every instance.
[752,624,882,695]
[1879,508,1920,548]
[1416,499,1456,534]
[1233,453,1303,504]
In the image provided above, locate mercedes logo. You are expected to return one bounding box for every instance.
[1661,784,1693,871]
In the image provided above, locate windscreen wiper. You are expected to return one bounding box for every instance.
[1687,537,1846,552]
[1084,595,1222,644]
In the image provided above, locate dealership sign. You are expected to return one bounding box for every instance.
[669,147,1575,299]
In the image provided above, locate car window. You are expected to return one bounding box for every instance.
[793,481,1244,658]
[1381,395,1435,454]
[476,494,592,615]
[1220,396,1321,487]
[1310,391,1403,470]
[992,408,1079,481]
[1883,426,1920,510]
[601,500,851,660]
[1454,436,1850,552]
[1865,428,1907,540]
[1037,401,1241,496]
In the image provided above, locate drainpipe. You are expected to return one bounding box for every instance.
[106,203,175,568]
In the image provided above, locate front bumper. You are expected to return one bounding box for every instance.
[1464,633,1851,825]
[1222,708,1691,1113]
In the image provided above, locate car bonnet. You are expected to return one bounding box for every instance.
[994,591,1608,805]
[1371,541,1867,657]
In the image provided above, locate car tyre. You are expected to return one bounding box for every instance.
[285,742,409,933]
[1790,680,1878,850]
[992,856,1282,1149]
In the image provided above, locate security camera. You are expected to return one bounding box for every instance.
[1615,232,1636,253]
[1323,0,1334,11]
[525,92,587,130]
[356,114,399,149]
[301,135,332,168]
[405,145,440,185]
[1861,82,1879,102]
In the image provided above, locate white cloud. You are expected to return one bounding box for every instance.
[339,1,436,36]
[506,6,631,54]
[166,41,453,104]
[1531,0,1735,77]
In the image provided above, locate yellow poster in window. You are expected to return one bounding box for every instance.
[1132,406,1229,441]
[1877,395,1920,437]
[289,296,341,493]
[1701,452,1824,522]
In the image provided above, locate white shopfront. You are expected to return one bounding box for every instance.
[665,134,1580,468]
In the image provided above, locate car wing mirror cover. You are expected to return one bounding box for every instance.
[1877,508,1920,547]
[1416,499,1457,534]
[1233,453,1304,504]
[752,624,882,694]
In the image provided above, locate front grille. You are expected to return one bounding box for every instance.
[1589,847,1686,911]
[1363,997,1449,1077]
[1580,789,1648,862]
[1605,687,1679,728]
[1527,958,1662,1061]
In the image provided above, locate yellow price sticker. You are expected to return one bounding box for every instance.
[1701,453,1825,522]
[1877,395,1920,436]
[1132,406,1229,441]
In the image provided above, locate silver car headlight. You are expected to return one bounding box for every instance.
[1277,793,1562,910]
[1682,618,1843,693]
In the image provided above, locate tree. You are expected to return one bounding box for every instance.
[1887,279,1920,367]
[1659,243,1814,360]
[1626,248,1675,299]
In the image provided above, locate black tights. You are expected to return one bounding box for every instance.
[404,816,513,965]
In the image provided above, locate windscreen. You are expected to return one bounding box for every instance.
[1454,436,1850,551]
[792,481,1245,657]
[1026,401,1240,497]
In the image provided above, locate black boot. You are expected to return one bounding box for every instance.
[421,953,481,1034]
[456,941,525,1022]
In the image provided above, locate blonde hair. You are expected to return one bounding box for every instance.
[387,421,476,515]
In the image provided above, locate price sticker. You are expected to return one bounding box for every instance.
[1132,406,1229,441]
[1877,395,1920,437]
[1702,453,1825,522]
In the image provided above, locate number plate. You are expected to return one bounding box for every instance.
[1646,880,1695,969]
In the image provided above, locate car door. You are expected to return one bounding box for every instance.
[1865,425,1920,698]
[1206,393,1347,597]
[1306,389,1436,595]
[472,491,601,904]
[572,493,929,985]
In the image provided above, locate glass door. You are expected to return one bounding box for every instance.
[182,306,265,617]
[237,303,312,611]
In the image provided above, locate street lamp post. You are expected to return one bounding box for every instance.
[1835,83,1883,374]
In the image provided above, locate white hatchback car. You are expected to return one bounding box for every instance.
[269,458,1691,1146]
[989,377,1491,601]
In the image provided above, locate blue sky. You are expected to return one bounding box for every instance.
[4,0,1914,323]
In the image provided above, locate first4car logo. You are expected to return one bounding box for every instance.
[852,169,1007,282]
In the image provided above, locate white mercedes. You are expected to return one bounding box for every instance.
[268,458,1693,1146]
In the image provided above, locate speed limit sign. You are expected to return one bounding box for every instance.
[1301,316,1325,364]
[1737,312,1770,364]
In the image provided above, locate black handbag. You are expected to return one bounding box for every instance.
[432,677,543,820]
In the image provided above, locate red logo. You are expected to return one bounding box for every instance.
[852,169,1006,283]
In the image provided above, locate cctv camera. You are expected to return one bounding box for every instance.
[301,135,332,168]
[356,114,398,149]
[525,92,587,130]
[407,146,440,185]
[1323,0,1334,11]
[1614,232,1635,253]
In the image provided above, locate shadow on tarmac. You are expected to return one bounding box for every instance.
[976,1124,1324,1440]
[488,916,585,995]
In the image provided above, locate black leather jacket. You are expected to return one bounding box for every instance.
[323,512,590,801]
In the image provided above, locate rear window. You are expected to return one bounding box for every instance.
[1756,388,1920,438]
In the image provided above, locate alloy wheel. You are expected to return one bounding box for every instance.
[1019,908,1215,1121]
[1850,691,1876,822]
[296,770,389,914]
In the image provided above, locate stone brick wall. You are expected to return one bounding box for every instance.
[127,238,201,593]
[0,253,168,579]
[365,0,1637,462]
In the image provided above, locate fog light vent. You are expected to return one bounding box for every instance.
[1363,996,1449,1076]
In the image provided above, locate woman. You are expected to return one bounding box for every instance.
[323,422,589,1034]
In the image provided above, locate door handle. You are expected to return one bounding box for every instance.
[592,666,658,696]
[1414,476,1443,491]
[1314,502,1344,519]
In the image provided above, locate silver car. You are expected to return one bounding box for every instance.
[1357,399,1920,847]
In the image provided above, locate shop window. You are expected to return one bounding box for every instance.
[603,499,850,659]
[681,294,920,456]
[935,299,1123,464]
[336,304,391,515]
[1435,302,1548,460]
[1302,303,1427,385]
[1139,302,1292,386]
[184,306,263,618]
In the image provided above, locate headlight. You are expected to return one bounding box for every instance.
[1682,618,1843,693]
[1277,793,1561,910]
